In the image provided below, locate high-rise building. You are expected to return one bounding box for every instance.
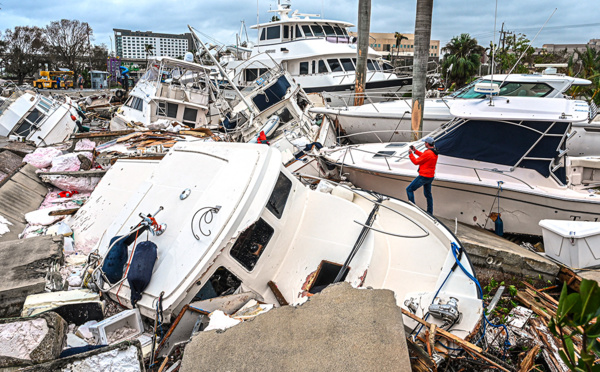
[113,29,194,61]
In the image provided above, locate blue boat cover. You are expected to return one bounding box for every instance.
[435,119,568,183]
[252,75,291,112]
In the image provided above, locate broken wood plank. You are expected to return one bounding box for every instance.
[515,292,552,321]
[401,308,483,354]
[557,267,581,292]
[40,170,107,177]
[267,281,289,306]
[48,208,80,216]
[519,344,540,372]
[406,338,435,372]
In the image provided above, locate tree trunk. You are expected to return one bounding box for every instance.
[354,0,371,107]
[411,0,434,141]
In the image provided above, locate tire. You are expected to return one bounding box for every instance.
[115,90,125,99]
[36,83,43,89]
[52,83,57,89]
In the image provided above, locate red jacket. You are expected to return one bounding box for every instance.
[409,148,438,178]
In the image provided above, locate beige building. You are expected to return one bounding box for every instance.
[350,32,440,58]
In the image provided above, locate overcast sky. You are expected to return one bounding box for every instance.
[1,0,598,52]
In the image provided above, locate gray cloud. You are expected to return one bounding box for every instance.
[1,0,598,52]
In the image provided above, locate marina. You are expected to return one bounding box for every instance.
[0,0,599,371]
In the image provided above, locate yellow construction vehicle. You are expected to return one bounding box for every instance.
[34,71,74,89]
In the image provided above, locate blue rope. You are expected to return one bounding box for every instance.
[450,242,511,358]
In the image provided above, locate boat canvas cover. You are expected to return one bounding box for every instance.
[435,119,568,180]
[252,75,291,112]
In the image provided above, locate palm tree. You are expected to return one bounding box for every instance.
[441,33,484,88]
[394,32,408,61]
[144,44,154,67]
[411,0,434,141]
[568,46,600,105]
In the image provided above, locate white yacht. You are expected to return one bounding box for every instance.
[83,142,482,340]
[320,96,600,236]
[223,0,411,107]
[110,56,213,132]
[0,90,80,146]
[312,73,597,154]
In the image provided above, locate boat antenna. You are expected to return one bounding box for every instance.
[490,0,498,106]
[501,8,557,82]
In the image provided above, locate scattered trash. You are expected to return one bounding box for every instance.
[89,309,144,345]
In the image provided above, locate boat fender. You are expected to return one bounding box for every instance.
[102,236,129,284]
[495,215,504,237]
[127,241,158,307]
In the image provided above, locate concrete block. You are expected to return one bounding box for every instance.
[89,309,143,345]
[18,340,146,372]
[181,282,411,372]
[0,312,67,369]
[439,218,559,282]
[0,235,63,318]
[0,151,24,175]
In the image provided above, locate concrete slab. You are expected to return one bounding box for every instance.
[0,235,64,318]
[579,270,600,286]
[0,151,23,175]
[0,164,48,242]
[0,312,67,369]
[438,218,559,282]
[18,340,145,372]
[181,283,411,372]
[0,140,36,158]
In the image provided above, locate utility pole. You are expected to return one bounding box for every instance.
[411,0,434,141]
[354,0,371,106]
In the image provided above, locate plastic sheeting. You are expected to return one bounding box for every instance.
[23,147,63,169]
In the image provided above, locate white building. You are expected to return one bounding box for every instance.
[114,29,193,60]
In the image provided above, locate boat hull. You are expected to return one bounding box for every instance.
[339,165,600,236]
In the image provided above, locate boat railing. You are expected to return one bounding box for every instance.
[320,90,413,109]
[331,145,536,189]
[294,172,431,238]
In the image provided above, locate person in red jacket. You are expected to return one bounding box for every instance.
[407,136,439,215]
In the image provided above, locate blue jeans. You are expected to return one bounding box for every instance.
[406,176,434,214]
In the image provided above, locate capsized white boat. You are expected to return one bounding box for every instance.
[110,56,213,131]
[0,89,80,146]
[320,96,600,236]
[87,142,482,339]
[312,73,600,156]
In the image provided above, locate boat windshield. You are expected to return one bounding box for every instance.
[451,79,554,99]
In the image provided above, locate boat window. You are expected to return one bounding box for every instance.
[260,28,266,41]
[327,59,343,72]
[382,62,394,72]
[14,108,44,137]
[322,25,336,37]
[166,103,178,118]
[308,261,349,294]
[125,96,134,107]
[283,25,290,40]
[340,58,355,71]
[230,218,274,271]
[310,25,324,37]
[129,97,144,112]
[367,60,377,71]
[295,25,303,39]
[373,150,396,158]
[266,26,281,40]
[266,172,293,218]
[299,62,309,75]
[193,267,242,301]
[37,97,52,113]
[302,25,313,37]
[333,26,345,36]
[318,60,328,73]
[500,82,553,97]
[244,68,260,82]
[311,60,316,74]
[370,59,381,71]
[183,107,198,124]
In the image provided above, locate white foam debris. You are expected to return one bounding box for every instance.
[0,214,13,236]
[0,318,48,360]
[204,310,241,332]
[50,153,82,172]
